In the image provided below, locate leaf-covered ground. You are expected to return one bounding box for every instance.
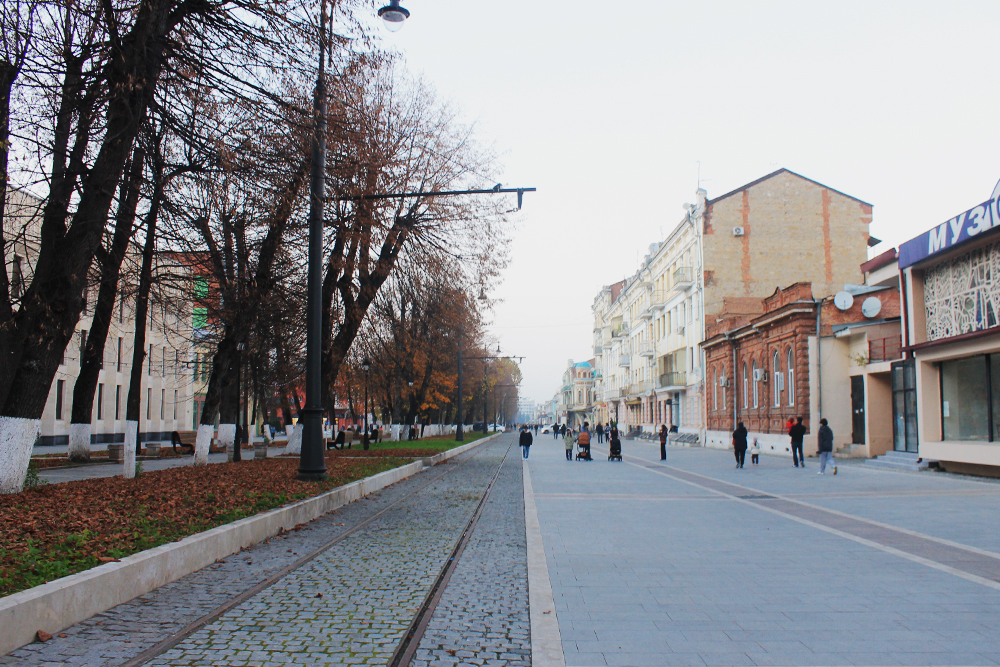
[0,454,406,597]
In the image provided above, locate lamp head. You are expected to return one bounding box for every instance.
[378,0,409,32]
[362,358,371,372]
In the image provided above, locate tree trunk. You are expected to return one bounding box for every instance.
[218,343,240,461]
[124,182,162,477]
[68,145,145,462]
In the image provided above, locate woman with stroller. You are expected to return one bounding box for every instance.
[576,423,592,461]
[563,427,575,460]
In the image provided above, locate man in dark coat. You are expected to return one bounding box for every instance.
[519,425,533,459]
[817,418,836,475]
[789,417,807,468]
[596,422,605,444]
[732,421,748,468]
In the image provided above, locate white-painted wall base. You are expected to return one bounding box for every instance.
[67,424,91,462]
[0,417,40,494]
[123,421,138,479]
[194,423,213,465]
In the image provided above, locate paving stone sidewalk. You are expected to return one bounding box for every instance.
[412,435,531,667]
[2,436,515,666]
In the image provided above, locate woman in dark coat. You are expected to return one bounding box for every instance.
[732,422,748,469]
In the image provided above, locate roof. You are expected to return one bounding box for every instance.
[860,248,898,274]
[706,168,873,208]
[574,361,592,368]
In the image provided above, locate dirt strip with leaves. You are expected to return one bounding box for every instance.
[0,454,407,598]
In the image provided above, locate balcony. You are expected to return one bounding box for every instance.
[659,372,687,388]
[594,346,604,356]
[619,388,629,398]
[630,381,652,395]
[671,267,694,292]
[868,335,902,362]
[639,343,655,358]
[619,354,631,367]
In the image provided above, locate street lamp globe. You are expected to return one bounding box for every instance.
[378,0,409,32]
[362,358,371,373]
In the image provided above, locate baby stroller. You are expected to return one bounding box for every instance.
[608,437,622,461]
[574,431,593,461]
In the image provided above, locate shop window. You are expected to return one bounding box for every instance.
[939,355,992,442]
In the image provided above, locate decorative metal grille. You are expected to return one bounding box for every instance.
[924,240,1000,341]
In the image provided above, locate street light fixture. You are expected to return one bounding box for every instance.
[378,0,410,31]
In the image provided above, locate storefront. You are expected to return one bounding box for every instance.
[898,179,1000,475]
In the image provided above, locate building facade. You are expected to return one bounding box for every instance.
[592,169,873,445]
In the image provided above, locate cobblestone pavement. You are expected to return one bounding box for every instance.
[412,435,530,667]
[2,436,515,666]
[528,438,1000,667]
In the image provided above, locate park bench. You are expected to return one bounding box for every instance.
[170,430,197,455]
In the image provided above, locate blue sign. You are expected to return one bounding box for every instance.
[899,194,1000,269]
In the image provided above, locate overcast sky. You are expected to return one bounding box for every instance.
[370,0,1000,408]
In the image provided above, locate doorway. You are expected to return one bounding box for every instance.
[891,360,918,452]
[851,376,865,444]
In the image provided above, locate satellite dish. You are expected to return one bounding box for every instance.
[861,297,882,318]
[833,291,854,311]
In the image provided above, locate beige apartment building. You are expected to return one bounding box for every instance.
[593,169,874,445]
[4,188,196,447]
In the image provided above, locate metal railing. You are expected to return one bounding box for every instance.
[672,267,694,287]
[868,335,902,362]
[629,381,652,395]
[659,372,687,388]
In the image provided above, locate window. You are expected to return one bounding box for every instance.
[752,361,759,408]
[722,366,727,413]
[117,338,123,372]
[787,349,795,406]
[578,390,582,403]
[773,351,781,407]
[194,276,209,299]
[714,369,719,411]
[147,388,151,419]
[193,307,208,329]
[10,255,23,298]
[173,390,178,420]
[940,355,993,441]
[97,383,104,420]
[148,344,153,375]
[161,388,166,419]
[742,363,748,409]
[116,385,121,420]
[56,380,65,420]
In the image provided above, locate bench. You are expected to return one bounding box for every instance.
[170,430,197,455]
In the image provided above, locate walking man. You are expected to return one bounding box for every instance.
[520,425,533,459]
[789,417,806,468]
[817,418,836,475]
[733,421,748,469]
[596,422,605,444]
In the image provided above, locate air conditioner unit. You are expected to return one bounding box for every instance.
[753,368,768,382]
[733,227,745,237]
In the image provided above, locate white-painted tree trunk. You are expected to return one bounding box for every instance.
[194,423,214,465]
[123,421,138,479]
[0,417,40,494]
[68,423,92,462]
[217,423,236,461]
[284,423,302,455]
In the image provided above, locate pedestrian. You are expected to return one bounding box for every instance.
[817,418,836,475]
[519,425,533,459]
[563,427,574,461]
[750,438,761,465]
[608,423,619,444]
[789,417,806,468]
[334,428,346,450]
[732,421,748,469]
[553,423,559,439]
[596,422,605,444]
[560,424,567,437]
[658,424,668,461]
[785,416,795,435]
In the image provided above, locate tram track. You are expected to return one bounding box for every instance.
[120,434,513,667]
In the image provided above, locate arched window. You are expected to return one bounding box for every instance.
[773,350,781,407]
[742,362,748,409]
[722,366,727,413]
[787,348,795,406]
[752,360,759,408]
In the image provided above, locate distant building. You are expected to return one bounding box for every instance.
[593,168,874,440]
[560,359,596,428]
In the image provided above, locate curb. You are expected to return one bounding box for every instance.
[0,432,501,656]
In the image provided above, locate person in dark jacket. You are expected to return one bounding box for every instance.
[789,417,807,468]
[519,426,533,459]
[596,422,605,444]
[658,424,668,461]
[732,422,748,468]
[817,418,836,475]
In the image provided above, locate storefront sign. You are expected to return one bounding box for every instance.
[899,180,1000,269]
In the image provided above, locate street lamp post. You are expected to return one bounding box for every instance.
[362,358,371,450]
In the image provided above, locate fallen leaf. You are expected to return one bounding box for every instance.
[36,630,51,642]
[58,633,67,638]
[314,593,323,598]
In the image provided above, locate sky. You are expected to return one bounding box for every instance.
[367,0,1000,407]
